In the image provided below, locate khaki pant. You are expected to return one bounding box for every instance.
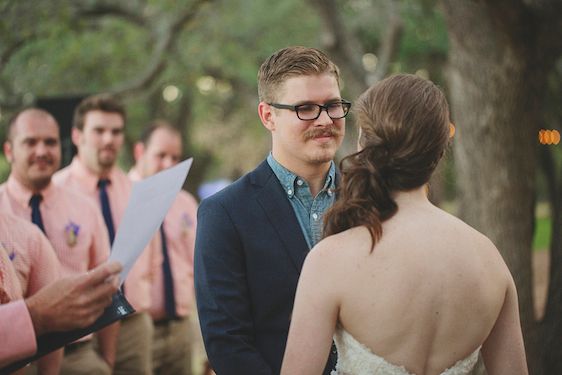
[59,340,111,375]
[152,317,193,375]
[114,312,154,375]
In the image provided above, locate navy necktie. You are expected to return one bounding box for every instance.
[29,194,46,234]
[97,179,115,245]
[160,224,177,319]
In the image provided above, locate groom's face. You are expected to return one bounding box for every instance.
[265,73,345,169]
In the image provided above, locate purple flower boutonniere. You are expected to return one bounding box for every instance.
[65,221,80,247]
[0,242,14,261]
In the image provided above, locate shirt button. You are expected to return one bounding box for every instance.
[312,213,318,220]
[287,189,293,196]
[296,179,304,186]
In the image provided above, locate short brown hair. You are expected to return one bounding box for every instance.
[257,46,340,103]
[73,94,126,130]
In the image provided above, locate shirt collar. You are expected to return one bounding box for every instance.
[6,174,56,209]
[69,156,120,193]
[266,153,336,198]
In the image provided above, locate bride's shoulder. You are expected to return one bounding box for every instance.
[433,207,500,247]
[302,227,371,287]
[309,226,372,257]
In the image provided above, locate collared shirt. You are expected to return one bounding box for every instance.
[0,231,24,303]
[0,213,60,299]
[129,168,198,320]
[53,157,162,311]
[0,300,36,366]
[267,154,336,249]
[0,176,109,277]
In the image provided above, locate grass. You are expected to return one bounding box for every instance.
[533,217,551,251]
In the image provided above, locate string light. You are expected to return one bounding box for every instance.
[538,129,560,145]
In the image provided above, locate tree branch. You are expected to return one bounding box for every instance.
[1,37,30,71]
[310,0,403,98]
[110,0,213,97]
[370,2,403,83]
[74,1,147,27]
[309,0,366,98]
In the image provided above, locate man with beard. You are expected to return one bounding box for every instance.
[54,95,160,375]
[0,108,116,374]
[194,46,349,374]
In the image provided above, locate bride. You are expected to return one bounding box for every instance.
[280,74,528,375]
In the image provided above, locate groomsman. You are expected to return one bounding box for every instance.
[53,94,161,375]
[0,108,116,374]
[129,121,198,375]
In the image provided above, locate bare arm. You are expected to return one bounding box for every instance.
[281,248,339,375]
[481,277,528,375]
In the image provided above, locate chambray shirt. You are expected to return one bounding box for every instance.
[267,154,336,249]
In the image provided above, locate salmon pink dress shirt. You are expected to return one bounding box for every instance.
[0,233,36,366]
[129,169,198,320]
[53,158,161,311]
[0,212,60,298]
[0,234,23,302]
[0,176,109,277]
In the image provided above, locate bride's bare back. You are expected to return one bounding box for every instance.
[330,189,515,374]
[282,188,527,375]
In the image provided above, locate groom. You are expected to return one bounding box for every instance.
[194,46,350,374]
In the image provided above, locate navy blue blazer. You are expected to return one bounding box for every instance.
[195,160,337,374]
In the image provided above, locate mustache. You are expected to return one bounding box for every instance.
[303,126,342,141]
[30,156,55,164]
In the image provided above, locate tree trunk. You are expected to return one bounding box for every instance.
[441,1,549,373]
[539,145,562,374]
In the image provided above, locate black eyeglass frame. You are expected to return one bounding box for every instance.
[268,100,352,121]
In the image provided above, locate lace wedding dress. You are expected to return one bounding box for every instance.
[332,327,480,375]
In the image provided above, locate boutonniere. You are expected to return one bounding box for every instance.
[0,242,14,261]
[65,221,80,247]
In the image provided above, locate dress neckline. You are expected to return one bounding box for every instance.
[335,328,481,375]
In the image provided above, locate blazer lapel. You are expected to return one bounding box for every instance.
[252,161,309,273]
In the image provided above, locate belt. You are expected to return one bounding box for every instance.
[64,340,90,355]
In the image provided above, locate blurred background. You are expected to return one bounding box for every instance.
[0,1,560,374]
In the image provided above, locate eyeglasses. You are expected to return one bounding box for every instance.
[268,100,352,121]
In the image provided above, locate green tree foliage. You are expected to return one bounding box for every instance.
[0,0,450,189]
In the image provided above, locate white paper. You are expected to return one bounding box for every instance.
[108,158,193,284]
